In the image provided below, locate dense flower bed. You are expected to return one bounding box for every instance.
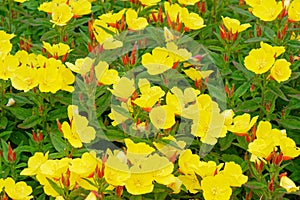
[0,0,300,199]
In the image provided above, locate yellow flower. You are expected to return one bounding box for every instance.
[61,105,96,148]
[14,0,28,2]
[125,138,155,165]
[178,174,201,193]
[252,0,283,21]
[248,138,274,158]
[164,2,183,23]
[0,55,19,80]
[260,41,285,57]
[157,42,192,62]
[149,105,176,129]
[108,101,131,126]
[0,30,15,58]
[270,59,291,83]
[141,48,174,75]
[181,8,206,30]
[50,3,73,26]
[245,0,263,8]
[125,166,154,195]
[190,95,226,145]
[178,0,200,5]
[95,61,120,85]
[139,0,161,6]
[201,174,232,200]
[43,41,71,58]
[109,77,135,100]
[280,175,299,193]
[220,162,248,187]
[104,153,130,186]
[196,161,223,179]
[279,137,300,159]
[178,149,201,175]
[93,20,118,44]
[183,68,213,81]
[288,0,300,21]
[65,57,94,75]
[153,135,186,160]
[4,177,33,200]
[126,9,148,31]
[37,58,63,93]
[11,66,39,92]
[244,48,275,74]
[133,79,165,108]
[222,109,235,126]
[167,177,182,194]
[69,151,101,177]
[60,66,75,92]
[20,152,49,176]
[99,9,125,24]
[69,0,91,17]
[221,16,251,34]
[85,192,97,200]
[227,113,258,135]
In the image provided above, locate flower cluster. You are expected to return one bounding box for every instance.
[244,42,291,83]
[0,177,33,200]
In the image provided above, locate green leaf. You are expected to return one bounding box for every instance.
[244,37,269,43]
[278,118,300,130]
[221,154,244,165]
[17,115,42,129]
[287,39,300,49]
[234,135,248,151]
[46,178,64,196]
[50,130,67,152]
[268,84,289,101]
[244,181,267,189]
[232,81,251,101]
[6,107,32,120]
[0,117,8,129]
[219,133,236,151]
[235,99,261,113]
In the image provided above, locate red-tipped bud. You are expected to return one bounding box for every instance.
[201,1,206,13]
[116,186,124,197]
[158,7,163,23]
[8,142,16,163]
[62,53,68,62]
[268,176,275,192]
[56,119,62,132]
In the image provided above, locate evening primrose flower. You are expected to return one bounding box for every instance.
[220,162,248,187]
[93,20,118,44]
[227,113,258,135]
[125,166,154,195]
[153,135,186,160]
[245,0,263,8]
[69,0,91,17]
[270,59,291,83]
[109,77,135,100]
[288,0,300,21]
[280,175,300,193]
[11,66,39,92]
[260,41,285,58]
[66,57,94,75]
[178,0,200,5]
[244,48,275,74]
[125,138,155,165]
[178,174,201,193]
[201,174,232,200]
[139,0,161,6]
[99,9,125,25]
[178,149,201,175]
[104,153,130,186]
[20,152,49,176]
[181,8,206,30]
[0,30,15,58]
[94,61,120,85]
[4,177,33,200]
[183,67,213,82]
[0,55,19,80]
[164,2,183,23]
[279,137,300,159]
[69,152,102,177]
[141,48,174,75]
[252,0,283,21]
[50,3,73,26]
[108,101,131,126]
[126,9,148,31]
[149,105,176,129]
[160,42,192,62]
[42,41,71,58]
[221,16,251,34]
[132,79,165,108]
